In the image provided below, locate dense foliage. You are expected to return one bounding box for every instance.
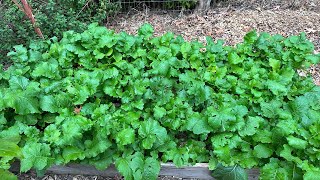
[1,23,320,179]
[0,0,119,63]
[0,0,198,64]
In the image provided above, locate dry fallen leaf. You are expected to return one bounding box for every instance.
[74,106,82,114]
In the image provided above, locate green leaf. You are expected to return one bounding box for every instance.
[141,136,156,149]
[269,58,281,71]
[143,157,160,180]
[304,169,320,180]
[43,124,61,144]
[88,151,113,170]
[228,52,243,64]
[153,106,166,119]
[84,138,112,158]
[260,159,290,180]
[163,147,189,167]
[14,114,38,125]
[40,95,60,113]
[207,107,236,132]
[0,113,7,125]
[9,76,29,90]
[32,61,61,79]
[212,164,248,180]
[239,116,264,136]
[7,45,28,62]
[0,169,17,180]
[253,144,273,159]
[305,54,320,64]
[186,113,211,135]
[0,139,22,158]
[260,100,282,118]
[62,146,86,163]
[0,126,21,144]
[103,67,119,79]
[209,158,219,170]
[93,49,105,59]
[244,31,257,44]
[181,43,192,58]
[138,24,154,39]
[279,145,302,163]
[287,136,308,150]
[116,128,135,146]
[20,142,51,172]
[5,91,40,115]
[266,80,287,96]
[130,153,144,180]
[116,158,133,179]
[98,35,116,48]
[252,130,272,143]
[276,119,297,136]
[213,146,232,165]
[138,120,167,149]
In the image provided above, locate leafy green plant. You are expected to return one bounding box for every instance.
[0,139,22,180]
[1,23,320,180]
[0,0,120,63]
[212,164,248,180]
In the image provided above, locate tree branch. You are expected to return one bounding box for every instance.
[20,0,44,39]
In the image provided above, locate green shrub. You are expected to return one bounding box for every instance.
[0,0,120,63]
[164,0,197,10]
[1,23,320,179]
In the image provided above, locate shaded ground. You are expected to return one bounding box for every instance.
[17,0,320,179]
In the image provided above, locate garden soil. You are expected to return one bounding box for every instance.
[18,0,320,179]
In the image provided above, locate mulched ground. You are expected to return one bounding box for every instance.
[17,0,320,179]
[108,4,320,52]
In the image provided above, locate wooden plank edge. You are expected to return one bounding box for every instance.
[10,161,260,179]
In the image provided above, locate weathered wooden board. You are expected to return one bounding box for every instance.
[11,162,260,179]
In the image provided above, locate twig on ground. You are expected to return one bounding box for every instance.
[76,0,93,19]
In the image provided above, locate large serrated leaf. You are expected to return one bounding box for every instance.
[0,139,22,158]
[212,164,248,180]
[0,169,17,180]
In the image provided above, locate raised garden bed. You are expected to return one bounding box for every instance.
[10,162,259,179]
[1,23,320,180]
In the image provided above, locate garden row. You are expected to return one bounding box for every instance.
[1,23,320,179]
[0,0,199,63]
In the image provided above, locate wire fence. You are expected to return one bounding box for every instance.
[1,0,232,15]
[115,0,198,12]
[114,0,232,12]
